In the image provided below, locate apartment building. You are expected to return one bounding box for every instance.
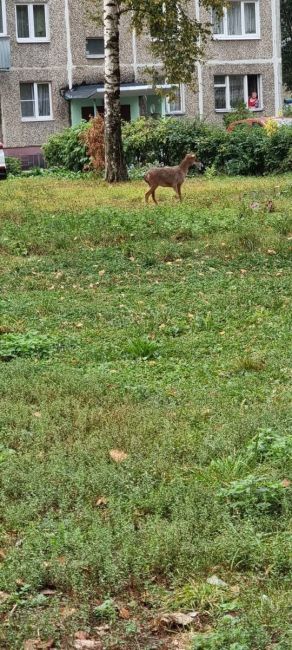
[0,1,282,163]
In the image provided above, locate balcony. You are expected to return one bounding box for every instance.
[0,37,10,70]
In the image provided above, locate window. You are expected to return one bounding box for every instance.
[165,85,185,114]
[86,37,104,58]
[16,4,49,42]
[20,82,52,120]
[212,1,259,39]
[0,0,7,35]
[214,74,262,111]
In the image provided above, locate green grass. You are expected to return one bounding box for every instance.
[0,175,291,649]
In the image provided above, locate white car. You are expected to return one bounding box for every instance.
[0,143,7,180]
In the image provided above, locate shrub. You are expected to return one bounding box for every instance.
[43,122,90,171]
[0,332,60,361]
[6,156,22,176]
[223,100,253,128]
[220,127,268,175]
[80,114,105,171]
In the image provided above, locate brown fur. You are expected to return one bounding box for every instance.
[144,153,202,204]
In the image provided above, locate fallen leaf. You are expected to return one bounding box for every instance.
[24,642,54,650]
[75,632,88,640]
[95,497,108,508]
[109,449,128,463]
[267,249,277,255]
[230,585,240,595]
[158,611,199,629]
[281,479,291,488]
[75,322,83,328]
[40,589,57,597]
[119,606,130,620]
[0,549,6,560]
[33,412,42,418]
[60,606,76,619]
[98,270,106,276]
[74,641,101,650]
[0,591,10,603]
[207,575,228,587]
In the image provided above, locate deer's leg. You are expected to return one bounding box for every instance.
[152,187,158,205]
[177,183,183,202]
[173,184,181,201]
[145,188,152,204]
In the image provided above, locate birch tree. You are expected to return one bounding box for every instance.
[96,1,226,182]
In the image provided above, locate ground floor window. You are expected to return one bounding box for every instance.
[165,85,185,114]
[85,37,104,58]
[20,82,52,120]
[214,74,262,111]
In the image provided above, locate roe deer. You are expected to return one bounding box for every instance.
[144,153,203,205]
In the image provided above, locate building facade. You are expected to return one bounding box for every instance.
[0,1,282,161]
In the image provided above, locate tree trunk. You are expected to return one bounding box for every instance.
[104,0,128,182]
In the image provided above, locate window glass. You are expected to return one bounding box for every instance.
[215,86,226,110]
[214,75,226,85]
[34,5,46,38]
[229,75,245,107]
[167,86,181,113]
[17,5,30,38]
[244,2,256,34]
[0,0,3,34]
[37,83,50,116]
[227,2,242,35]
[20,83,35,117]
[86,38,104,57]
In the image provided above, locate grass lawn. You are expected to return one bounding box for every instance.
[0,174,291,649]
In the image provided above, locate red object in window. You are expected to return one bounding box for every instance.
[248,97,259,108]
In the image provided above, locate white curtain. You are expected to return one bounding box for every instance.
[37,84,50,116]
[227,3,242,35]
[17,5,29,38]
[33,5,46,38]
[230,76,244,107]
[20,83,35,118]
[213,10,224,34]
[168,86,181,113]
[244,3,256,34]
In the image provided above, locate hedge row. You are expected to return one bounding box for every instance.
[42,117,292,176]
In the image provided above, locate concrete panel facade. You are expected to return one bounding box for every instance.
[0,0,282,149]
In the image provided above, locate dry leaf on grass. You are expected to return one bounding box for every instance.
[0,549,6,560]
[24,641,54,650]
[157,611,199,629]
[281,479,291,488]
[33,412,42,418]
[74,641,101,650]
[0,591,10,603]
[60,606,76,619]
[109,449,128,463]
[207,575,228,587]
[118,606,130,620]
[95,497,108,508]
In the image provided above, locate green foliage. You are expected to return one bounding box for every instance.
[218,475,289,515]
[223,101,253,128]
[0,173,291,647]
[281,0,292,91]
[246,428,292,464]
[0,332,60,361]
[5,156,22,176]
[43,122,90,171]
[192,617,269,650]
[93,599,117,622]
[126,336,160,359]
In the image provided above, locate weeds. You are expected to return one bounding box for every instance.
[0,174,291,648]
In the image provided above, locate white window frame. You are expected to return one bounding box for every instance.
[0,0,7,36]
[212,1,260,40]
[85,37,105,59]
[165,84,185,115]
[15,3,50,43]
[20,82,53,122]
[214,74,263,112]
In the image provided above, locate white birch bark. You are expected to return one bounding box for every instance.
[104,0,128,181]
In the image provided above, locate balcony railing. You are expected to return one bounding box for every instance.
[0,37,11,70]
